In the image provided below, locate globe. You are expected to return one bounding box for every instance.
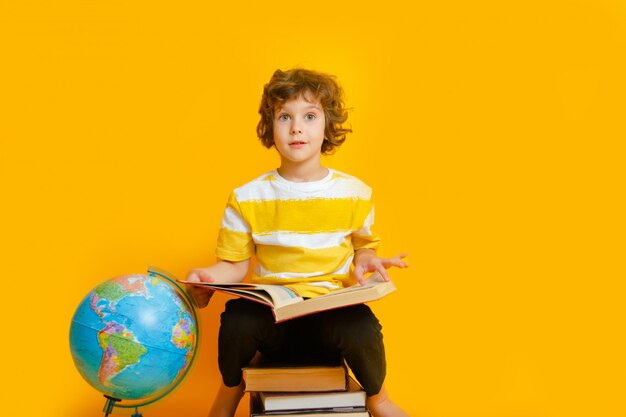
[69,271,198,405]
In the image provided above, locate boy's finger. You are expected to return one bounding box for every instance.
[394,259,409,268]
[188,287,212,308]
[196,270,215,283]
[376,265,390,281]
[382,258,406,268]
[202,274,214,283]
[353,266,366,286]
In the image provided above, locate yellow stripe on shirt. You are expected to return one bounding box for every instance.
[255,240,353,275]
[238,198,374,234]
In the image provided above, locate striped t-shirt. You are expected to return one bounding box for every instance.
[216,168,380,297]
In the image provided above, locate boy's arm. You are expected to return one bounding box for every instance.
[353,248,408,286]
[185,259,250,308]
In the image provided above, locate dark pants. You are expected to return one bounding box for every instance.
[218,298,387,396]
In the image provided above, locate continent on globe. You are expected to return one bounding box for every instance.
[90,277,149,317]
[172,318,195,350]
[98,322,148,386]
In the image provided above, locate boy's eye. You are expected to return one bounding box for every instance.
[278,114,290,121]
[305,113,316,120]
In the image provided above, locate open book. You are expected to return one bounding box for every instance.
[178,271,396,323]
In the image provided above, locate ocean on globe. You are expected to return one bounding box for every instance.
[69,273,197,402]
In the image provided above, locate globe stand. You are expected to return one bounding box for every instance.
[102,395,144,417]
[103,395,121,416]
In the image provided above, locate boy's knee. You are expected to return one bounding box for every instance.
[220,299,274,337]
[324,304,383,348]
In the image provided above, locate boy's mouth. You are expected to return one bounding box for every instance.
[289,141,307,146]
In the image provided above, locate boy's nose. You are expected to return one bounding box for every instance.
[290,126,303,135]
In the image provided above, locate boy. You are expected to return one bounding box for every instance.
[187,68,409,417]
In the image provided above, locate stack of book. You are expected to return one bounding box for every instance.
[244,364,369,417]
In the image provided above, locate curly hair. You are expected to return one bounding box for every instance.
[257,68,352,154]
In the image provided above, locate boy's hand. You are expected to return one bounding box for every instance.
[185,269,215,308]
[353,251,409,286]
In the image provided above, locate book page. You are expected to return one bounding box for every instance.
[181,281,304,309]
[318,273,386,298]
[251,284,303,308]
[270,275,396,322]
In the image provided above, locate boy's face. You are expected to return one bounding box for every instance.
[273,94,326,167]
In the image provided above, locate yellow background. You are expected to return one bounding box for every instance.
[1,1,625,416]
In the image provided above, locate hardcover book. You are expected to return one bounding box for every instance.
[243,364,348,393]
[259,376,366,411]
[250,392,369,417]
[180,271,396,323]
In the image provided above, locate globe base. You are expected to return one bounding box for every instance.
[103,395,121,417]
[103,395,144,417]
